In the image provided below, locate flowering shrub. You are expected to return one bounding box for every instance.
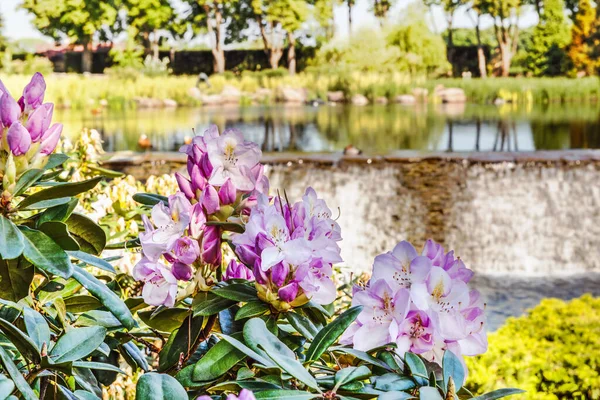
[126,125,523,399]
[0,73,139,399]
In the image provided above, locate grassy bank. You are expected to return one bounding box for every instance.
[2,73,599,110]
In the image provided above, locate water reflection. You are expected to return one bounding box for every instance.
[55,102,600,153]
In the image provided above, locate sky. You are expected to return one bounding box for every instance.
[0,0,537,45]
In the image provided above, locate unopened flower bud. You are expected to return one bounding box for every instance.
[175,172,194,200]
[0,94,21,128]
[22,72,46,112]
[172,261,193,281]
[26,103,53,142]
[201,185,220,214]
[3,154,16,192]
[218,178,236,205]
[39,123,62,155]
[7,122,31,156]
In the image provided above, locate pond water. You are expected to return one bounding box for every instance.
[57,102,600,153]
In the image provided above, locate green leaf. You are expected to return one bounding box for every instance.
[65,214,106,255]
[72,266,137,330]
[20,226,73,279]
[0,216,24,260]
[37,198,78,225]
[0,346,36,400]
[133,193,168,207]
[0,317,41,363]
[23,306,50,352]
[0,374,15,400]
[205,221,245,233]
[50,326,107,363]
[158,314,206,372]
[253,390,317,400]
[68,251,115,274]
[244,318,319,391]
[419,387,444,400]
[286,312,319,341]
[65,295,102,313]
[443,350,464,391]
[334,366,371,389]
[373,373,415,391]
[72,361,125,375]
[0,258,33,302]
[404,353,428,385]
[74,390,101,400]
[46,153,70,170]
[138,308,190,332]
[135,372,188,400]
[21,197,72,210]
[213,282,258,302]
[192,339,245,382]
[18,177,102,210]
[120,342,149,372]
[38,221,80,251]
[13,169,45,197]
[219,333,275,368]
[470,389,526,400]
[378,392,414,400]
[77,310,122,328]
[235,302,270,321]
[331,346,393,371]
[305,305,363,363]
[192,291,236,317]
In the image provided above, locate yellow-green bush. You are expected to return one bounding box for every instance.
[466,294,600,399]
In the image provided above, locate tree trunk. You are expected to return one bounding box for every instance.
[82,41,93,73]
[446,14,455,75]
[212,48,225,74]
[287,32,296,75]
[348,0,353,35]
[206,6,226,74]
[499,42,511,77]
[269,48,283,69]
[152,30,160,62]
[475,22,487,78]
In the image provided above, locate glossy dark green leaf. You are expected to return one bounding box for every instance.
[470,389,526,400]
[38,278,82,304]
[192,291,236,317]
[0,346,36,400]
[244,318,319,390]
[68,251,115,274]
[405,353,428,385]
[213,282,258,302]
[443,350,464,391]
[0,373,15,400]
[158,315,205,372]
[378,392,414,400]
[419,387,443,399]
[23,306,50,352]
[120,342,149,372]
[192,339,245,382]
[65,214,106,255]
[46,153,70,169]
[138,308,190,332]
[0,216,24,260]
[135,372,188,400]
[286,312,319,340]
[20,226,73,278]
[74,390,101,400]
[12,169,45,197]
[65,295,102,313]
[235,301,270,321]
[219,334,275,368]
[331,346,393,371]
[253,390,317,400]
[21,196,72,210]
[38,221,80,251]
[72,361,125,375]
[305,305,363,363]
[37,198,78,226]
[18,177,102,210]
[373,373,416,391]
[0,257,33,302]
[72,266,137,330]
[50,326,107,363]
[77,311,122,328]
[0,317,41,363]
[73,366,102,398]
[133,193,168,207]
[334,366,371,388]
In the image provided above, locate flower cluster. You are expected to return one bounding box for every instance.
[341,239,487,373]
[232,188,342,310]
[198,389,255,400]
[0,73,62,195]
[133,126,270,306]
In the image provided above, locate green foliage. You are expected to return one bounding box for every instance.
[0,54,54,76]
[567,0,597,76]
[466,295,600,399]
[526,0,571,76]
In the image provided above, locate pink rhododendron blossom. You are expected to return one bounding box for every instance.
[197,389,256,400]
[342,239,487,371]
[232,188,341,309]
[224,259,255,281]
[132,258,178,307]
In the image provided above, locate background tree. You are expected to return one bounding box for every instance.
[123,0,175,61]
[567,0,595,76]
[467,0,489,77]
[526,0,570,76]
[441,0,464,74]
[22,0,119,73]
[481,0,522,76]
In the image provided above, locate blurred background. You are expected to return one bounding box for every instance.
[1,0,600,397]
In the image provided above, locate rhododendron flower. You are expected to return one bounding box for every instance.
[233,188,341,308]
[197,389,256,400]
[132,258,178,307]
[343,239,487,371]
[224,260,255,281]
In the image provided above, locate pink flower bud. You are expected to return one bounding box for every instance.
[189,203,206,239]
[271,262,289,286]
[201,225,221,266]
[26,103,53,142]
[218,179,236,205]
[235,244,259,267]
[0,94,21,128]
[7,122,31,156]
[190,165,206,193]
[224,259,255,281]
[201,185,220,214]
[200,152,213,177]
[22,72,46,112]
[175,173,194,200]
[172,261,193,281]
[278,282,299,303]
[39,123,62,155]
